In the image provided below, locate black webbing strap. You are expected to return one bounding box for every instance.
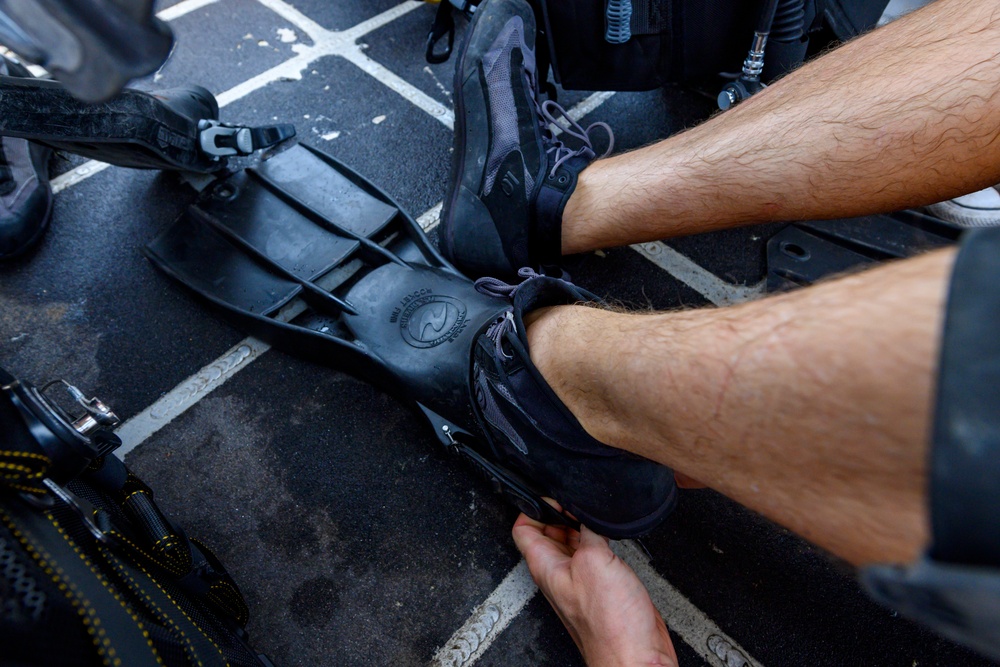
[930,225,1000,566]
[189,537,251,627]
[85,455,251,627]
[0,380,50,495]
[119,470,193,574]
[426,0,456,64]
[0,500,162,667]
[98,543,229,667]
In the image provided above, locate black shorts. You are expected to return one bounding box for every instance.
[930,225,1000,566]
[862,225,1000,662]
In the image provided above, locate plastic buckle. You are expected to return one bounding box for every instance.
[3,377,121,483]
[198,119,297,159]
[415,403,579,529]
[198,120,255,158]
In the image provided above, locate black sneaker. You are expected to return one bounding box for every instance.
[441,0,612,278]
[0,59,53,260]
[470,270,677,537]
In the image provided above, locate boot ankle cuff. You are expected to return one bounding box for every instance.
[533,183,566,266]
[532,156,591,266]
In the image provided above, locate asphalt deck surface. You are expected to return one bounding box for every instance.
[0,1,994,666]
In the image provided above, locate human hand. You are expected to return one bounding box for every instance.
[512,509,678,667]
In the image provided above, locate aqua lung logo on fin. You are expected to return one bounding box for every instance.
[399,295,468,348]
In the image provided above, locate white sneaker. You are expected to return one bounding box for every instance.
[925,185,1000,228]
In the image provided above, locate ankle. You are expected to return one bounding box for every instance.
[523,305,565,371]
[524,304,623,445]
[560,163,601,256]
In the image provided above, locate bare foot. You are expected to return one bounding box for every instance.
[512,512,678,667]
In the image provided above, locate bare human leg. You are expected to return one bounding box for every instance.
[560,0,1000,254]
[526,248,955,567]
[504,1,998,660]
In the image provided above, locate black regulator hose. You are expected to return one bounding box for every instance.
[762,0,808,82]
[772,0,806,40]
[756,0,781,34]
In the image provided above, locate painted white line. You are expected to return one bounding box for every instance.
[548,91,616,139]
[567,91,616,123]
[632,241,765,306]
[156,0,220,22]
[214,50,317,107]
[435,544,766,667]
[192,0,401,112]
[253,0,422,43]
[341,47,454,130]
[251,0,330,41]
[431,560,538,667]
[52,162,111,194]
[615,540,765,667]
[418,201,443,231]
[114,337,271,457]
[339,1,426,42]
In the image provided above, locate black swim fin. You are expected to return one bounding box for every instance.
[144,142,576,529]
[0,77,295,173]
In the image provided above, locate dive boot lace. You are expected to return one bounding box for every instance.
[474,267,540,299]
[474,268,541,361]
[539,99,614,177]
[524,66,614,178]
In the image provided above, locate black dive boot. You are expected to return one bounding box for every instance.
[440,0,612,278]
[0,58,52,260]
[470,271,677,537]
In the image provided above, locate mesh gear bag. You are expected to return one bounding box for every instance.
[534,0,890,91]
[0,367,271,667]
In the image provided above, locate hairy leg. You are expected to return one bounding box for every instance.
[561,0,1000,253]
[527,249,956,565]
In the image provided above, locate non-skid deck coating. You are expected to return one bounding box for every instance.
[0,1,992,666]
